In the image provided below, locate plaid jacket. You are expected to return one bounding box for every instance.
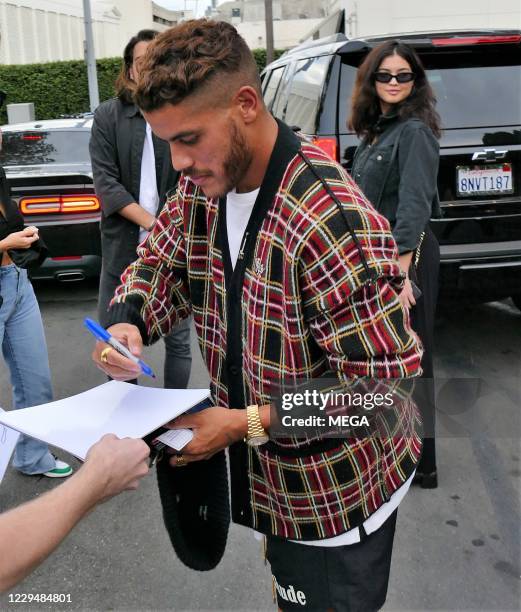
[107,121,423,540]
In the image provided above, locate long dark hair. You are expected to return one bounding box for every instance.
[115,29,158,105]
[349,40,441,140]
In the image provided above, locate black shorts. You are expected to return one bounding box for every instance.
[265,510,397,612]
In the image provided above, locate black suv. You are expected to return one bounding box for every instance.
[261,31,521,309]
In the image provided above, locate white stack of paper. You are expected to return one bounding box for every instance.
[0,381,209,462]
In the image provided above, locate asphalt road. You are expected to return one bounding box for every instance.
[0,279,519,611]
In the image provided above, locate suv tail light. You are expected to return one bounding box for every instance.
[312,137,338,161]
[20,195,100,215]
[432,35,521,46]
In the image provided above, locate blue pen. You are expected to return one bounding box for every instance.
[84,318,156,378]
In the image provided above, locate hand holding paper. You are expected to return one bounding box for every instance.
[167,406,248,465]
[0,382,210,462]
[82,434,151,501]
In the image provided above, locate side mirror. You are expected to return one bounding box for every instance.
[0,91,6,108]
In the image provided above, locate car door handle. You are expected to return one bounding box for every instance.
[472,148,508,161]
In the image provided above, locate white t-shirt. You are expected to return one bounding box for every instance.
[226,187,415,546]
[226,187,260,269]
[138,122,160,243]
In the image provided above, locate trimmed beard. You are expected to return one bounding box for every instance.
[219,119,254,197]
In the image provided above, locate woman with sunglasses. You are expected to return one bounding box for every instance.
[349,40,441,488]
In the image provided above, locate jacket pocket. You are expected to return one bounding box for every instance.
[356,144,395,207]
[366,144,394,181]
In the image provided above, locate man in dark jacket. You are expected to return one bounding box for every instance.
[89,29,191,389]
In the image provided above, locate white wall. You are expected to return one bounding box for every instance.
[342,0,521,38]
[237,18,323,49]
[111,0,153,44]
[0,0,183,65]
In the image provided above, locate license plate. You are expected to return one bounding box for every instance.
[457,164,513,196]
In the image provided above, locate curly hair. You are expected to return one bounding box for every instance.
[134,19,261,111]
[115,29,159,105]
[348,40,441,141]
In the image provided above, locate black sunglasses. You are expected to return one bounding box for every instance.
[374,72,415,84]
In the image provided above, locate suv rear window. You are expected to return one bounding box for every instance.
[339,46,521,132]
[0,130,90,166]
[284,55,332,133]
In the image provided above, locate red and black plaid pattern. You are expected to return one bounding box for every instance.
[111,140,422,539]
[250,395,420,539]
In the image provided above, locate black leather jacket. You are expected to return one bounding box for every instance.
[351,114,441,254]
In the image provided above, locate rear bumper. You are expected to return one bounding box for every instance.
[29,217,101,281]
[29,254,101,281]
[439,240,521,299]
[440,240,521,261]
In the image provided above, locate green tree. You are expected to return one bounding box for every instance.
[0,51,283,123]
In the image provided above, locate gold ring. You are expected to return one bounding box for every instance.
[175,455,187,467]
[100,347,112,364]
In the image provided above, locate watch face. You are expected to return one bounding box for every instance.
[247,435,269,447]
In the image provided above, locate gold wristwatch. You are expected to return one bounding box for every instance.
[245,404,269,447]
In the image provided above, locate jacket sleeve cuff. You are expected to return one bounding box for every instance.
[102,193,137,218]
[104,301,150,345]
[397,244,416,255]
[395,231,422,255]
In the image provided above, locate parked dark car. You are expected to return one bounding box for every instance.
[261,30,521,309]
[0,116,101,281]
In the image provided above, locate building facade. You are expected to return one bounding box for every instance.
[339,0,521,38]
[0,0,191,65]
[215,0,332,22]
[212,0,337,49]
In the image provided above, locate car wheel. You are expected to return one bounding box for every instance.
[511,295,521,312]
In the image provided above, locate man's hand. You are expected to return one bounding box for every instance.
[82,434,150,502]
[0,434,150,592]
[167,408,248,465]
[91,323,142,380]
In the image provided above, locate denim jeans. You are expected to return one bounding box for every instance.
[0,265,56,474]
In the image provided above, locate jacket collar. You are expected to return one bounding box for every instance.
[122,101,141,118]
[375,111,400,134]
